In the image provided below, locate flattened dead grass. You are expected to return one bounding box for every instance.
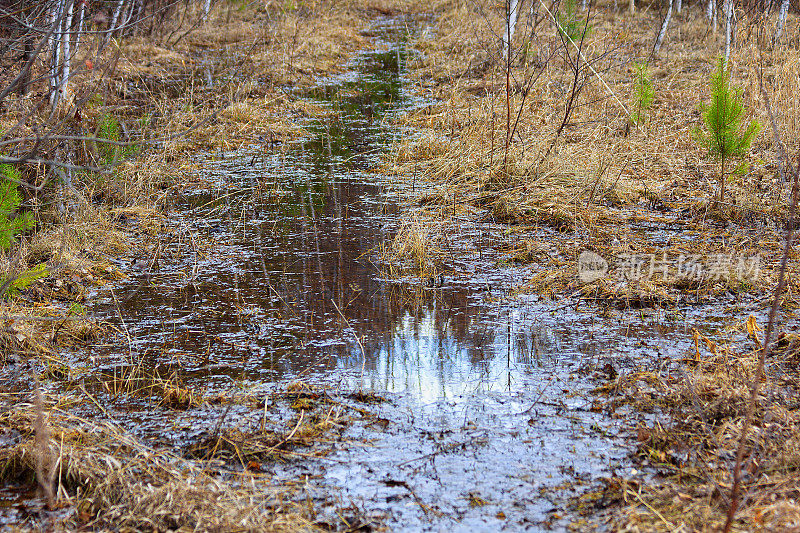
[0,380,388,530]
[578,317,800,531]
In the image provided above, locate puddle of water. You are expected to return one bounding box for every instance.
[88,19,556,400]
[28,15,764,531]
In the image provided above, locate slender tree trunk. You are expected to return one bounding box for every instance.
[709,0,718,34]
[724,0,735,67]
[104,0,126,46]
[714,0,719,33]
[59,0,74,105]
[110,0,126,31]
[676,0,682,13]
[502,0,521,60]
[629,0,635,14]
[653,0,674,54]
[120,0,136,36]
[131,0,144,35]
[49,0,64,109]
[202,0,212,23]
[775,0,789,43]
[19,39,35,95]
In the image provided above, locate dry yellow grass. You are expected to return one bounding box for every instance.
[0,401,312,531]
[385,0,799,304]
[385,217,442,276]
[0,379,386,530]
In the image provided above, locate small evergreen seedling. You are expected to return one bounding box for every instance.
[557,0,592,42]
[630,62,654,126]
[97,113,139,164]
[695,58,760,201]
[1,263,48,299]
[0,163,47,300]
[0,164,33,250]
[97,113,122,163]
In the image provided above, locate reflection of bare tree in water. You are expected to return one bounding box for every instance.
[96,153,549,388]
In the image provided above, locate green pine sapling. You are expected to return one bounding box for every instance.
[0,163,48,299]
[631,62,654,126]
[695,58,760,202]
[0,163,34,249]
[97,113,139,164]
[557,0,592,42]
[1,263,48,299]
[97,113,122,164]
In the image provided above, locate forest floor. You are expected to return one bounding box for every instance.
[1,0,800,531]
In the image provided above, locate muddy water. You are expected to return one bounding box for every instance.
[69,17,746,531]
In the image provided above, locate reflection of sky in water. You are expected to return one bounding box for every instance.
[344,311,516,400]
[365,312,506,398]
[333,301,572,403]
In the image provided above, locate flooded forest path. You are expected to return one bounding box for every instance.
[58,16,742,532]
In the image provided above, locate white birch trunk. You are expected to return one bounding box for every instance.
[203,0,212,23]
[653,0,674,54]
[676,0,682,13]
[712,0,718,33]
[775,0,789,43]
[49,0,64,108]
[105,0,126,46]
[502,0,521,60]
[109,0,125,31]
[724,0,734,67]
[707,0,718,34]
[59,0,74,105]
[120,0,136,36]
[629,0,635,15]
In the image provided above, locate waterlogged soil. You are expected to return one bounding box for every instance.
[2,16,783,532]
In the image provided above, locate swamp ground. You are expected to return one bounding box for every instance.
[1,0,800,531]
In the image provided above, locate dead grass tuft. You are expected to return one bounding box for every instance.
[384,218,441,276]
[0,402,310,531]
